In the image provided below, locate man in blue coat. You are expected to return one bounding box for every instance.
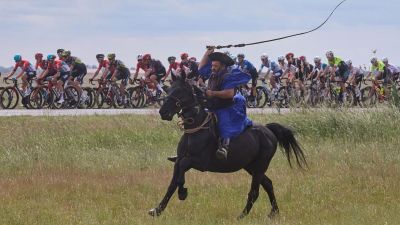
[198,48,253,160]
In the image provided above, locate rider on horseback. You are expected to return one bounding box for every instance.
[198,47,253,160]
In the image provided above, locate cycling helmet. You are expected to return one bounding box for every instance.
[57,49,64,54]
[143,54,151,61]
[346,60,352,66]
[314,56,321,63]
[167,56,176,61]
[285,53,294,59]
[47,54,56,61]
[35,53,43,60]
[189,57,197,62]
[96,54,105,59]
[260,53,268,60]
[299,56,306,61]
[382,57,388,64]
[181,53,189,59]
[278,56,285,62]
[326,51,334,58]
[107,53,116,60]
[370,57,377,64]
[62,50,71,58]
[14,55,22,62]
[137,54,143,60]
[237,53,245,58]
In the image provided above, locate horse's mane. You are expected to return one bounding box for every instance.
[169,78,207,107]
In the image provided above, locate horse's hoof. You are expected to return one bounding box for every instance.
[148,208,161,217]
[237,213,247,220]
[268,210,279,219]
[178,188,188,201]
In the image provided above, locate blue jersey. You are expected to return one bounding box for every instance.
[237,60,256,74]
[260,60,281,74]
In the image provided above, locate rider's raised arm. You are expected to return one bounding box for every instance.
[199,47,214,70]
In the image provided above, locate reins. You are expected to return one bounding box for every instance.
[178,112,213,134]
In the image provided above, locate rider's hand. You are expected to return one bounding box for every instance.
[11,77,17,81]
[206,90,214,97]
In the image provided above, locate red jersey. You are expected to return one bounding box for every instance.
[168,62,180,71]
[135,61,148,73]
[97,59,109,70]
[35,60,48,70]
[48,60,70,73]
[13,60,35,72]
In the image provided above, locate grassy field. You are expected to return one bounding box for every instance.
[1,109,400,225]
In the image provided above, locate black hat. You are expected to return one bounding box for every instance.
[209,52,235,66]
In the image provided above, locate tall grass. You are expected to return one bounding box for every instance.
[1,109,399,225]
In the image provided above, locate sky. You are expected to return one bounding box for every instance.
[1,0,399,68]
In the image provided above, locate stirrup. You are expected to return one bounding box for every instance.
[215,147,228,160]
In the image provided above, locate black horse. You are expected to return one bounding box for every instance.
[150,78,307,219]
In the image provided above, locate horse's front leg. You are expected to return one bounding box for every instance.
[176,157,192,201]
[149,161,180,217]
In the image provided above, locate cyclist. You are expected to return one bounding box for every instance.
[35,53,48,71]
[107,53,130,101]
[61,50,87,84]
[163,56,180,81]
[326,51,349,101]
[382,57,400,83]
[133,54,148,82]
[39,54,71,104]
[61,50,87,102]
[309,56,328,90]
[137,54,166,95]
[258,53,283,93]
[4,55,36,96]
[179,53,199,80]
[90,54,109,81]
[57,49,64,59]
[346,60,364,102]
[369,57,386,101]
[236,53,258,103]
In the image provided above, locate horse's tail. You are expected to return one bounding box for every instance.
[266,123,308,169]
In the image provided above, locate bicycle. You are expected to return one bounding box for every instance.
[97,79,130,109]
[0,78,33,109]
[28,79,81,109]
[128,78,166,108]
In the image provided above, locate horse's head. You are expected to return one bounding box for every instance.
[159,78,205,121]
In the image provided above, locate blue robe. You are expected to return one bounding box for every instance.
[200,62,253,139]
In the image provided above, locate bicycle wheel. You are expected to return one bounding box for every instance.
[156,91,168,107]
[361,86,376,107]
[277,87,290,108]
[113,90,130,109]
[97,89,113,109]
[127,87,144,108]
[255,86,268,108]
[28,87,44,109]
[64,86,81,109]
[81,87,94,109]
[343,88,355,107]
[0,87,19,109]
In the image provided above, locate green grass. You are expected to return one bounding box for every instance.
[1,109,400,225]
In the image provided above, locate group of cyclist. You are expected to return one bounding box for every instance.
[239,51,399,104]
[4,49,399,106]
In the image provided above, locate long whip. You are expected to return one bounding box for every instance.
[207,0,347,49]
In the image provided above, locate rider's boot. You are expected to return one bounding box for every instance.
[216,138,230,160]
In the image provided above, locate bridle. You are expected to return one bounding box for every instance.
[166,84,212,133]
